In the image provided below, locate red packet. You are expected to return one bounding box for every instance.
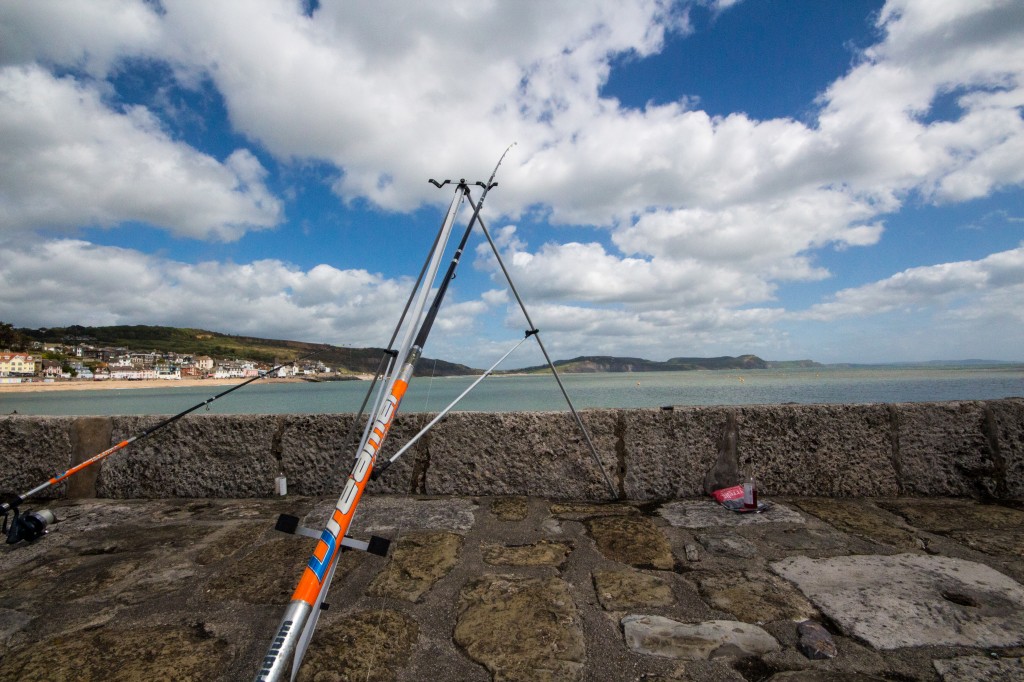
[711,485,744,504]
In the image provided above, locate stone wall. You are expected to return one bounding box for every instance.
[1,399,1021,501]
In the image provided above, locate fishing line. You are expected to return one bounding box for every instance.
[464,190,619,500]
[1,348,326,542]
[255,147,513,682]
[372,333,531,478]
[362,512,406,682]
[422,357,439,411]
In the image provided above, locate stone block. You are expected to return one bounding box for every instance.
[735,404,899,497]
[67,417,112,499]
[277,413,422,496]
[771,553,1024,649]
[621,615,781,659]
[100,414,278,497]
[894,401,998,497]
[989,398,1024,499]
[620,406,732,499]
[424,411,620,499]
[455,574,584,681]
[0,416,75,498]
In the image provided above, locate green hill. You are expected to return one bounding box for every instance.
[509,354,770,374]
[14,324,477,377]
[9,323,805,376]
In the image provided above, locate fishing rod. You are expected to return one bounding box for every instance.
[334,187,463,472]
[255,146,513,682]
[372,331,534,480]
[1,349,323,544]
[463,187,618,498]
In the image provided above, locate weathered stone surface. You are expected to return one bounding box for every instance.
[791,499,920,550]
[693,570,818,623]
[946,529,1024,556]
[734,404,900,497]
[206,536,361,604]
[102,414,279,497]
[5,399,1023,502]
[343,495,477,533]
[0,624,232,681]
[295,609,418,682]
[696,532,758,558]
[704,411,740,495]
[491,496,529,521]
[0,608,31,647]
[771,553,1024,649]
[796,620,837,660]
[2,495,1023,680]
[620,407,733,499]
[425,411,620,499]
[879,498,1024,533]
[762,526,855,553]
[592,569,675,611]
[482,540,571,568]
[660,500,805,528]
[989,399,1024,499]
[67,417,112,498]
[280,412,427,496]
[549,501,638,519]
[932,655,1024,681]
[766,673,887,681]
[684,543,701,562]
[894,401,1006,497]
[585,515,674,569]
[0,415,75,497]
[368,531,462,603]
[2,552,142,608]
[621,615,781,660]
[194,522,266,566]
[454,574,584,681]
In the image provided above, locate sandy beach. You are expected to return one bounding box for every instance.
[0,377,315,393]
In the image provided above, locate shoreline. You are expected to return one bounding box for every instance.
[0,376,372,394]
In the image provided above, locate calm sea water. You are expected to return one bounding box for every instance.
[3,366,1022,416]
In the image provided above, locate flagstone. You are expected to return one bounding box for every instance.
[367,531,462,603]
[455,574,584,682]
[621,615,780,660]
[585,515,674,569]
[592,569,674,611]
[659,501,805,528]
[771,553,1024,649]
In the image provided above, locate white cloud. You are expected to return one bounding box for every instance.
[799,245,1024,321]
[0,65,282,239]
[0,0,161,74]
[1,0,1023,364]
[0,239,414,346]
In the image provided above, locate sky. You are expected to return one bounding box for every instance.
[1,0,1023,369]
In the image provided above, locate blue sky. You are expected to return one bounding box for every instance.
[1,0,1023,368]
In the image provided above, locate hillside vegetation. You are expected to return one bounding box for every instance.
[14,324,476,377]
[507,354,775,374]
[9,323,809,376]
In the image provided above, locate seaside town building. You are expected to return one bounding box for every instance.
[0,352,39,378]
[0,341,332,383]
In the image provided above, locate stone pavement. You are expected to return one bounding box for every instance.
[1,495,1022,681]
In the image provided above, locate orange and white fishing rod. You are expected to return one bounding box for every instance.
[1,350,322,543]
[255,147,513,682]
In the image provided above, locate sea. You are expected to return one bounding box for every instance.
[3,365,1022,417]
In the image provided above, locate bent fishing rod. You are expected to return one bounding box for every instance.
[1,349,323,544]
[255,146,512,682]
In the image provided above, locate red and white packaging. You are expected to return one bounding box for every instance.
[711,485,745,504]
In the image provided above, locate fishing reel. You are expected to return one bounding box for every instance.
[1,494,56,544]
